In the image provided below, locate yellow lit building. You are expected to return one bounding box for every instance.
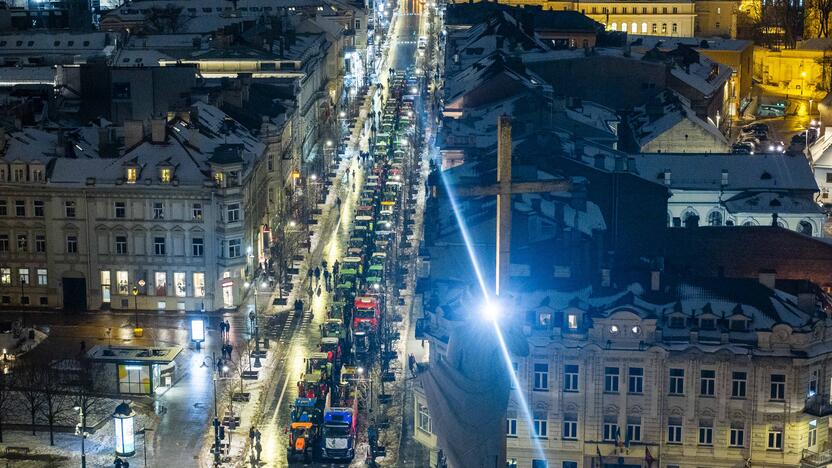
[753,39,832,100]
[450,0,698,37]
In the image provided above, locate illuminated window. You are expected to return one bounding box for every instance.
[193,273,205,297]
[116,271,128,294]
[18,268,29,285]
[174,272,186,297]
[154,272,166,296]
[214,172,225,186]
[567,313,578,329]
[37,269,47,286]
[125,167,137,184]
[159,168,172,183]
[0,268,10,285]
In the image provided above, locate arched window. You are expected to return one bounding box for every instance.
[707,211,723,226]
[632,23,637,33]
[683,210,699,228]
[742,219,758,227]
[611,22,617,31]
[799,220,814,236]
[622,22,628,32]
[642,22,648,33]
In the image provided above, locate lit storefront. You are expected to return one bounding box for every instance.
[87,345,183,395]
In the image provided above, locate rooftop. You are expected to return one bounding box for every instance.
[87,344,183,363]
[631,152,818,192]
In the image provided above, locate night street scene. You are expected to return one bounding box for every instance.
[5,0,832,468]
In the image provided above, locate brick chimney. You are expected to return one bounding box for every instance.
[150,118,167,144]
[124,120,144,148]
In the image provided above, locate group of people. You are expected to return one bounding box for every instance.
[307,259,341,297]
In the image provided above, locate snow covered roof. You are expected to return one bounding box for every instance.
[723,191,825,215]
[632,153,818,192]
[1,102,265,188]
[0,32,110,56]
[444,51,550,107]
[629,89,727,148]
[111,48,174,67]
[629,35,752,52]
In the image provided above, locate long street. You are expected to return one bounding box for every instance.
[248,1,430,467]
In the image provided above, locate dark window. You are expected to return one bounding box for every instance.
[732,372,747,398]
[14,200,24,217]
[192,237,204,257]
[112,82,131,99]
[33,200,44,217]
[115,236,128,255]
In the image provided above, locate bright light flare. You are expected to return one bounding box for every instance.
[439,169,549,463]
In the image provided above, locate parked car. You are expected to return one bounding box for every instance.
[731,142,754,154]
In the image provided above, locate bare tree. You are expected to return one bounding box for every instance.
[0,369,16,442]
[807,0,832,37]
[15,360,44,436]
[39,358,72,445]
[270,217,302,300]
[69,356,108,447]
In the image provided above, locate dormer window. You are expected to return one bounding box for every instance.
[567,313,579,329]
[669,316,685,329]
[730,319,748,331]
[13,166,24,182]
[699,318,716,330]
[31,167,43,182]
[159,168,172,184]
[125,167,138,184]
[213,171,225,187]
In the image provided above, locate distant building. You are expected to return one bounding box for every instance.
[417,274,832,468]
[628,35,754,120]
[0,102,267,312]
[753,39,832,99]
[625,89,729,153]
[448,0,698,37]
[632,152,825,236]
[694,0,738,37]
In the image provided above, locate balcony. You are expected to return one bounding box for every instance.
[802,448,832,467]
[803,393,832,417]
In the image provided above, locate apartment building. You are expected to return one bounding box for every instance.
[0,101,266,312]
[415,277,832,467]
[449,0,698,37]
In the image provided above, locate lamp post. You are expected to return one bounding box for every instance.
[245,281,267,368]
[75,405,87,468]
[132,280,145,337]
[202,354,220,465]
[113,402,136,458]
[136,428,153,467]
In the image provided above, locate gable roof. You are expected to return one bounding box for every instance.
[632,153,818,192]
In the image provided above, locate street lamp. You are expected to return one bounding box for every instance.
[132,279,145,337]
[247,281,268,368]
[74,405,88,468]
[113,402,136,458]
[201,354,221,465]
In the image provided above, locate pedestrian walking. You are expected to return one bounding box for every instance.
[307,268,313,287]
[322,259,327,270]
[314,267,321,283]
[333,261,340,279]
[249,427,255,440]
[255,440,262,461]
